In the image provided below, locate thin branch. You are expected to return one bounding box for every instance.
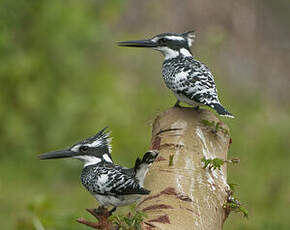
[76,207,117,230]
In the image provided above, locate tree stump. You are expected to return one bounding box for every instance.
[137,107,231,230]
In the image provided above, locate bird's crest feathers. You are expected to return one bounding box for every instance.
[71,127,112,154]
[182,30,195,47]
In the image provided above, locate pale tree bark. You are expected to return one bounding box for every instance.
[137,107,231,230]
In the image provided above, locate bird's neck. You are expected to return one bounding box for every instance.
[163,47,192,60]
[74,153,113,167]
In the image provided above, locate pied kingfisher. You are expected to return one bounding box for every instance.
[118,31,234,118]
[39,127,158,214]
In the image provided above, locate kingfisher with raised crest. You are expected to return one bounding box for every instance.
[39,127,158,214]
[118,31,234,118]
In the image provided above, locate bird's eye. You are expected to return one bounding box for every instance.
[159,38,167,44]
[80,146,89,152]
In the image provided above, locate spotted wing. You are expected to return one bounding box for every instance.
[81,164,150,196]
[171,58,220,107]
[114,165,135,177]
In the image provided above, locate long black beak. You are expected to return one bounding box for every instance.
[118,39,157,48]
[38,149,76,160]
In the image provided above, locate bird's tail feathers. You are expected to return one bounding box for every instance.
[212,103,234,118]
[137,187,150,195]
[134,150,159,183]
[116,186,150,195]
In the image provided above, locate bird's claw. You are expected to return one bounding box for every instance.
[109,207,117,215]
[92,206,109,216]
[174,100,181,108]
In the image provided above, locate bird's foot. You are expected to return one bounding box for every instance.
[174,100,181,108]
[194,106,199,110]
[109,207,117,216]
[93,206,109,216]
[92,206,116,217]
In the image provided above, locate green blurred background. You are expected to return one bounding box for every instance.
[0,0,290,229]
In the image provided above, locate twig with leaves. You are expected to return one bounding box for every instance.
[223,187,248,218]
[202,157,240,170]
[76,207,146,230]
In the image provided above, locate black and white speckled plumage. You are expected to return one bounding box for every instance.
[81,148,158,207]
[39,128,158,208]
[118,31,234,118]
[162,56,220,108]
[81,163,148,196]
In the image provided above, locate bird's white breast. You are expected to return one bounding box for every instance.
[174,92,202,107]
[94,194,141,207]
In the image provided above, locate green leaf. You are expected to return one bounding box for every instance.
[228,183,239,192]
[239,206,249,218]
[169,154,174,166]
[202,157,225,170]
[201,119,214,127]
[110,209,146,230]
[212,158,224,170]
